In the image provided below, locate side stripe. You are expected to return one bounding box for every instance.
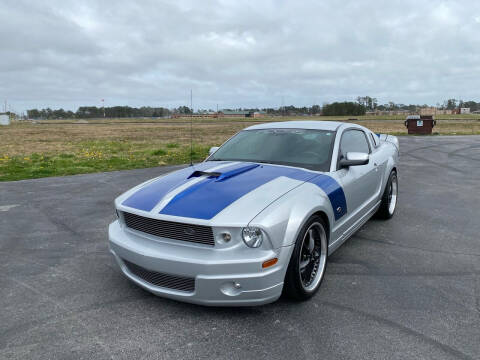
[308,174,347,220]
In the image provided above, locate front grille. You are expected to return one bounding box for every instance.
[122,211,215,246]
[123,259,195,292]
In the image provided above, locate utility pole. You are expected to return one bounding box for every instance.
[4,100,6,113]
[101,99,105,117]
[190,89,193,166]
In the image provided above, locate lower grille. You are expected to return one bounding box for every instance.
[123,259,195,293]
[122,211,215,246]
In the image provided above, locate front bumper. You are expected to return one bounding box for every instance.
[108,220,292,306]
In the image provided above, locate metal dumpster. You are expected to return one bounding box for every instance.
[405,115,436,134]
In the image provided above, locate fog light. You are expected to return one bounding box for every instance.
[222,232,231,242]
[220,281,242,296]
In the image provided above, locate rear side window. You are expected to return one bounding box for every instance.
[339,130,370,158]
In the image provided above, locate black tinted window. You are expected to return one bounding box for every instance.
[340,130,370,157]
[210,129,335,171]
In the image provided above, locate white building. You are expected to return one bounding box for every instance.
[460,108,471,114]
[0,114,10,125]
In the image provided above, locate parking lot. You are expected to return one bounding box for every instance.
[1,136,479,360]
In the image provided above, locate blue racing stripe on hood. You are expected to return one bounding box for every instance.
[160,164,347,220]
[121,167,198,212]
[121,162,252,212]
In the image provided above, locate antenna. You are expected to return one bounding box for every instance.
[190,89,193,166]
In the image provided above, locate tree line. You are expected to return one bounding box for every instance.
[26,98,480,119]
[356,96,480,112]
[27,106,174,120]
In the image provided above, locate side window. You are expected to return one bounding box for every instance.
[370,132,379,148]
[339,130,370,159]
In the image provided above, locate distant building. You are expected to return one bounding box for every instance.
[367,110,414,116]
[252,111,267,118]
[171,110,267,119]
[420,107,454,115]
[437,109,454,115]
[0,114,10,125]
[460,108,471,114]
[218,110,251,117]
[419,107,436,115]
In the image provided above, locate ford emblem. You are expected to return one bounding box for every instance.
[184,227,195,236]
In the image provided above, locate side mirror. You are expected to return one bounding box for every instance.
[339,152,369,167]
[209,146,219,156]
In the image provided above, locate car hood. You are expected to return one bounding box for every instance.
[118,161,319,225]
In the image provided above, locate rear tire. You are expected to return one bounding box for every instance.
[284,215,328,301]
[376,170,398,219]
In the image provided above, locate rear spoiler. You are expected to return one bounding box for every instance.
[377,134,399,152]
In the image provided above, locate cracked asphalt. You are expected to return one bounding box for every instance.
[1,136,479,360]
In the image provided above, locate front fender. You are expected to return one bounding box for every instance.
[248,183,334,249]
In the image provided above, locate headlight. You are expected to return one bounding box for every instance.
[242,227,263,248]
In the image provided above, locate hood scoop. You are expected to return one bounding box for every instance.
[188,163,259,182]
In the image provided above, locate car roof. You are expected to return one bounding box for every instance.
[245,120,346,131]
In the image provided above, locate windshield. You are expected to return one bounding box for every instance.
[209,128,335,171]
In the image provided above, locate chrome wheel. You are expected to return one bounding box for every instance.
[388,173,398,215]
[298,222,327,292]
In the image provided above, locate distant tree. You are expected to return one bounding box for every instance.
[322,102,366,116]
[27,109,41,119]
[462,101,479,111]
[175,106,192,114]
[310,105,321,114]
[444,99,457,110]
[356,96,377,111]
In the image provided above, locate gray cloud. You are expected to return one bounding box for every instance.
[1,0,479,112]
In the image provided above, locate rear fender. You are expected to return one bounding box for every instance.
[378,134,399,152]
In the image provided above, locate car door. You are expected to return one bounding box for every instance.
[367,132,387,197]
[335,129,382,226]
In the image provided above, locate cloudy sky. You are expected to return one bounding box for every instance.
[1,0,479,112]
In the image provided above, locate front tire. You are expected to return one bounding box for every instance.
[284,215,328,301]
[376,170,398,219]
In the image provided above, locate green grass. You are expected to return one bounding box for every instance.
[1,116,479,182]
[0,142,211,182]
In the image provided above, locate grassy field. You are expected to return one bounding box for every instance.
[1,115,479,181]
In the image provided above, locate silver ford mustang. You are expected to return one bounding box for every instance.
[109,121,399,306]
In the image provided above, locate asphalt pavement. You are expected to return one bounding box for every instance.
[1,136,479,360]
